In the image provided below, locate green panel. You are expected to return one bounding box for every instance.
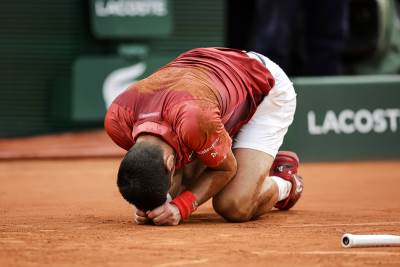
[72,54,175,121]
[282,75,400,161]
[90,0,173,38]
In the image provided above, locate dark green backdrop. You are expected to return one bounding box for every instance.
[0,0,225,137]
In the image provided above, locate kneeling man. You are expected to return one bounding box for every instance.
[105,47,303,226]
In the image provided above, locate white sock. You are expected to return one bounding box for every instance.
[270,176,292,201]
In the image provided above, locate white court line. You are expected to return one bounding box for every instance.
[251,250,400,256]
[155,259,208,267]
[280,221,400,228]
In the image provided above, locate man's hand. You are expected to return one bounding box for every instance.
[147,202,181,226]
[134,209,151,225]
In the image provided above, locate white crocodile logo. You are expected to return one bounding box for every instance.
[102,62,147,108]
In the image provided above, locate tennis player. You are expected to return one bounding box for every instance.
[105,47,303,225]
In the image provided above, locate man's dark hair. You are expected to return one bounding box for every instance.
[117,142,170,211]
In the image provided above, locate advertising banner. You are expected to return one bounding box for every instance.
[90,0,172,38]
[283,76,400,161]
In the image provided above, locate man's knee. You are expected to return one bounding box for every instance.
[212,194,254,223]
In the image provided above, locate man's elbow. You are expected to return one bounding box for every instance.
[221,152,238,180]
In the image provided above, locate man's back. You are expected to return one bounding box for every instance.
[105,48,275,168]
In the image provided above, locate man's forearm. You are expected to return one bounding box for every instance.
[188,167,236,206]
[169,150,237,221]
[187,150,237,206]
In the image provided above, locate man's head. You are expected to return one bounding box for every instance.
[117,139,175,211]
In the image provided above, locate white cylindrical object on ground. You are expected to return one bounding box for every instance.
[341,234,400,248]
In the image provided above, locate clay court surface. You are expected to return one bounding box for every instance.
[1,131,400,267]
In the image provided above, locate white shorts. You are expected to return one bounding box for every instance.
[232,52,297,158]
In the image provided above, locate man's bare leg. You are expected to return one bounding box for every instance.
[212,148,279,222]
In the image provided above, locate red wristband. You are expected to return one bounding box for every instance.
[170,191,198,220]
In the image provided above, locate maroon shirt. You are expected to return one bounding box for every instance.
[105,47,274,169]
